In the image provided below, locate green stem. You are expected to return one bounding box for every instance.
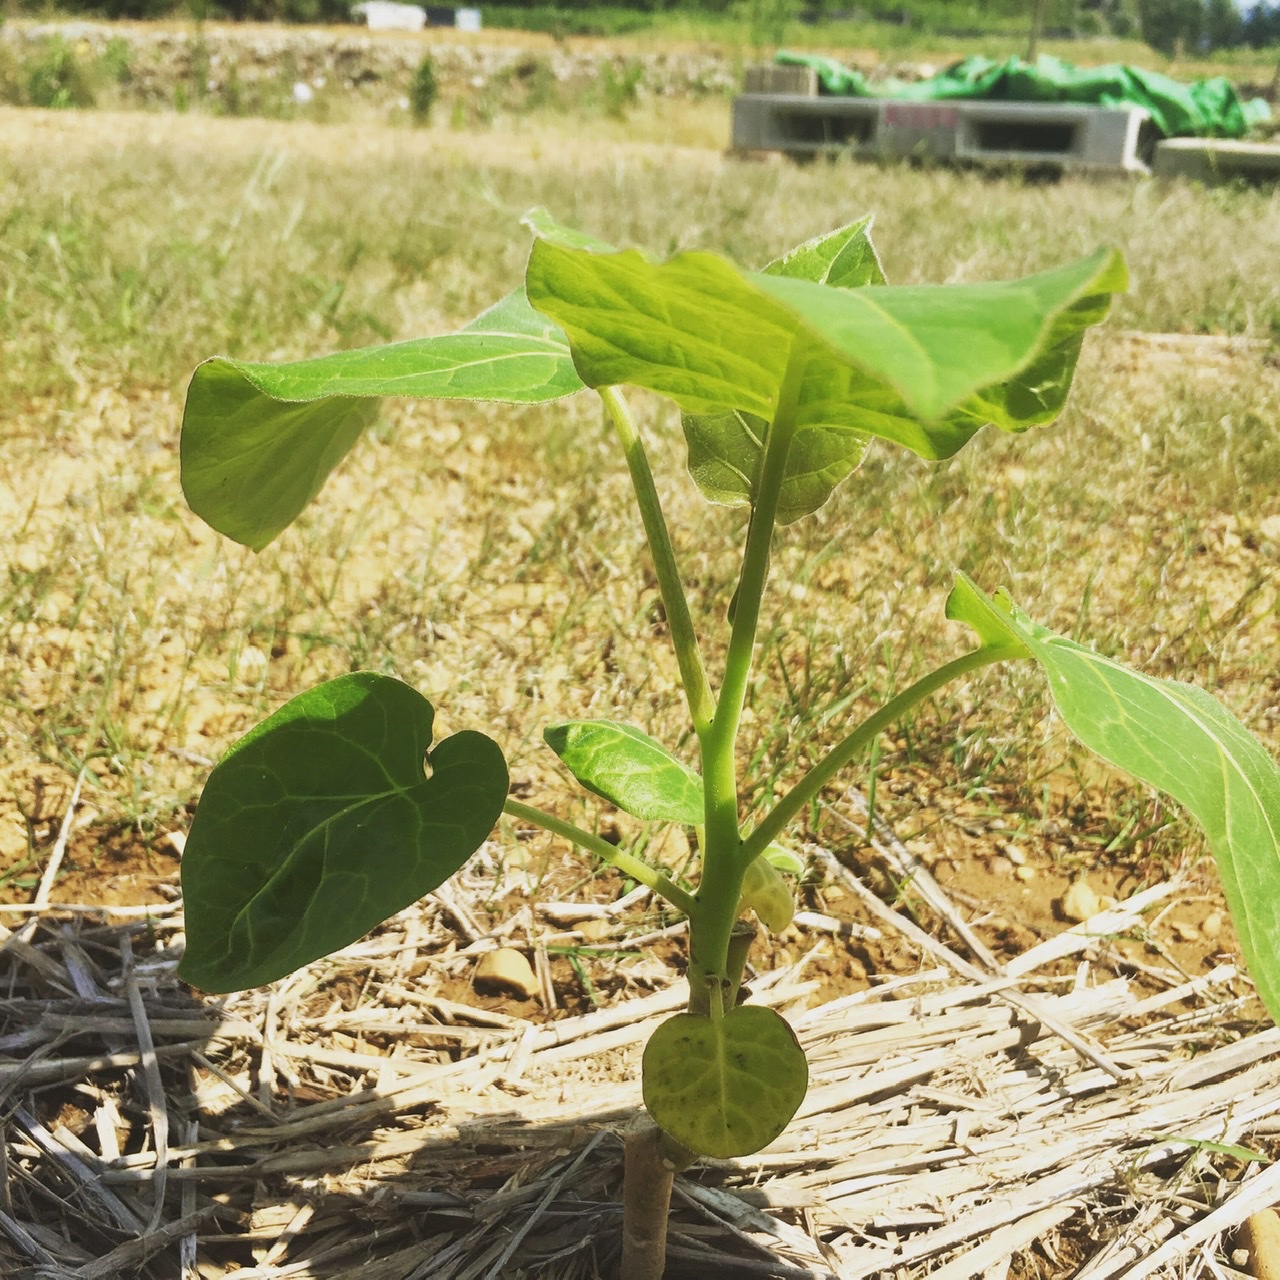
[713,350,807,772]
[600,386,715,738]
[740,646,1021,865]
[503,798,699,919]
[689,348,809,1007]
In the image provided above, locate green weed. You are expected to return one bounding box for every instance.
[23,35,95,108]
[409,53,437,125]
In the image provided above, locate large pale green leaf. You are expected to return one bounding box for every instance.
[642,1006,808,1158]
[754,255,1124,424]
[181,288,584,551]
[543,720,703,824]
[527,239,797,417]
[948,574,1280,1020]
[178,673,508,993]
[525,224,1126,519]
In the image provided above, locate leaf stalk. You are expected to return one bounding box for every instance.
[600,386,715,738]
[740,645,1021,864]
[503,798,699,919]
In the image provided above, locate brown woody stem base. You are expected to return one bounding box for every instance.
[620,1114,694,1280]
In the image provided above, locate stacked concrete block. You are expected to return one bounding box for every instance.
[1153,137,1280,184]
[733,75,1156,174]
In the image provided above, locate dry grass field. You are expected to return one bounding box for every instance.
[3,99,1280,1276]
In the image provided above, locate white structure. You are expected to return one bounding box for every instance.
[733,85,1155,174]
[351,1,427,31]
[1153,136,1280,183]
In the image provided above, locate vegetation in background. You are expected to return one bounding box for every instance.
[12,35,95,107]
[0,31,135,109]
[600,56,644,116]
[409,51,437,124]
[6,0,1280,54]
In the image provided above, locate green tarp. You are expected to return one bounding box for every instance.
[774,51,1272,139]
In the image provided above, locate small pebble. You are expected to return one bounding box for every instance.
[577,918,609,942]
[1170,920,1200,943]
[1060,879,1101,923]
[474,948,540,1000]
[1202,910,1224,939]
[1241,1208,1280,1280]
[1015,865,1036,883]
[1001,842,1027,866]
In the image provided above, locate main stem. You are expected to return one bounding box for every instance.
[689,348,809,1012]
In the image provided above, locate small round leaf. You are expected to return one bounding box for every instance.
[543,720,703,825]
[642,1006,808,1158]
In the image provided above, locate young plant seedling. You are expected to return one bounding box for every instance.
[177,212,1280,1280]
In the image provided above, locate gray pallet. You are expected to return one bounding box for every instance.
[732,93,1155,173]
[1153,137,1280,184]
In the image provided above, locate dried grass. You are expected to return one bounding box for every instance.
[0,790,1273,1279]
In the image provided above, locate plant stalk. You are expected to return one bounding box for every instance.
[600,386,716,738]
[620,1115,695,1280]
[503,799,699,919]
[725,919,757,1008]
[740,646,1020,864]
[689,348,808,1007]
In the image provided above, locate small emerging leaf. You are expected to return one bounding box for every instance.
[178,673,508,992]
[948,574,1280,1021]
[739,855,795,932]
[684,217,885,521]
[763,843,804,876]
[181,289,584,550]
[643,1006,808,1158]
[759,215,886,289]
[543,720,703,825]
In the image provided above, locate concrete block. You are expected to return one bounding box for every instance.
[877,101,963,160]
[1153,137,1280,184]
[955,101,1152,172]
[732,94,882,152]
[742,64,818,97]
[731,92,1154,173]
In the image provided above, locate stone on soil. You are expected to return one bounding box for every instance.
[1060,879,1101,923]
[474,947,539,1000]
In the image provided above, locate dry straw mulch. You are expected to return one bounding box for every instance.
[1,794,1276,1280]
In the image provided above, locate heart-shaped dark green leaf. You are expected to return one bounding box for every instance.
[181,288,584,551]
[642,1006,808,1158]
[178,673,508,993]
[543,720,703,824]
[948,574,1280,1021]
[525,220,1126,520]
